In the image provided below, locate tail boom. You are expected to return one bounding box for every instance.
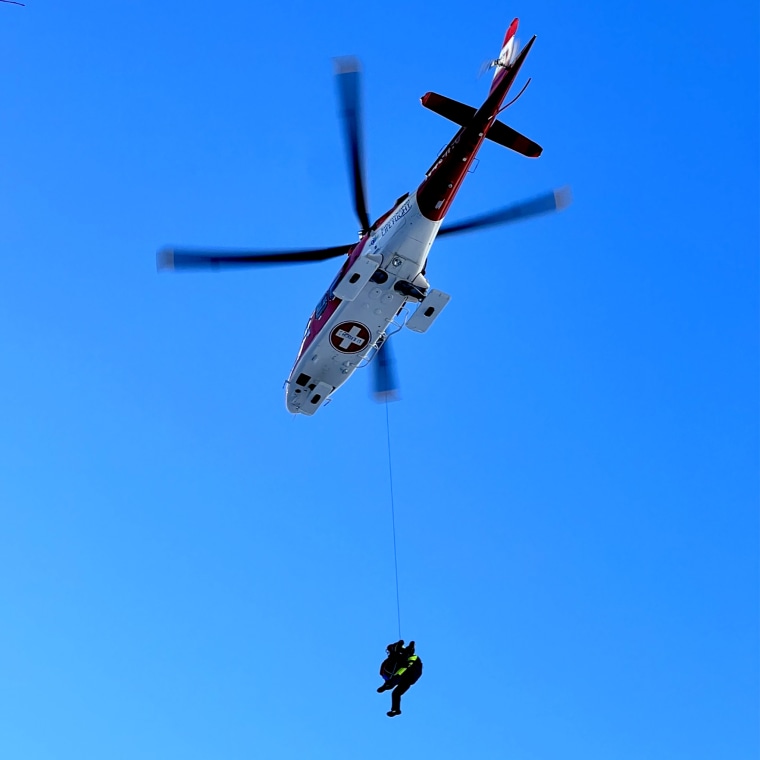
[416,31,537,222]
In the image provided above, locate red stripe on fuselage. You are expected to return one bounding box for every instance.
[294,237,366,362]
[416,35,536,222]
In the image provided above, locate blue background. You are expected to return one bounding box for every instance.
[1,2,757,758]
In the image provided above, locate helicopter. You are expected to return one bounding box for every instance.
[158,18,569,416]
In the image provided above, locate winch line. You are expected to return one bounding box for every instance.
[385,398,402,641]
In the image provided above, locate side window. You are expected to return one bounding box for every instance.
[315,293,329,320]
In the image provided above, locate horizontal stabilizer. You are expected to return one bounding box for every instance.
[487,121,542,158]
[421,91,477,128]
[420,91,542,158]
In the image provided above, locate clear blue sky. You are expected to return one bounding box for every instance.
[1,2,757,758]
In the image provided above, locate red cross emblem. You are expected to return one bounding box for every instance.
[329,321,371,353]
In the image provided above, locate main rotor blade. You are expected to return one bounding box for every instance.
[335,57,371,236]
[438,187,571,238]
[157,243,353,272]
[373,338,399,403]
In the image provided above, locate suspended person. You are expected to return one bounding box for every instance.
[377,640,422,717]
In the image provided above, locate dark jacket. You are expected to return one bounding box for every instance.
[380,640,421,681]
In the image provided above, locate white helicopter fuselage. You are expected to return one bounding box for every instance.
[285,191,447,415]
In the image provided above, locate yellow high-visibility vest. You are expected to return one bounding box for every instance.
[394,654,419,677]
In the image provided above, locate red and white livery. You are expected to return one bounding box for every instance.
[159,19,569,416]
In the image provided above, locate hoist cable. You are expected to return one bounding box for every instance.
[385,398,402,641]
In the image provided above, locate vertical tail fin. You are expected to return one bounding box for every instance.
[489,18,520,95]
